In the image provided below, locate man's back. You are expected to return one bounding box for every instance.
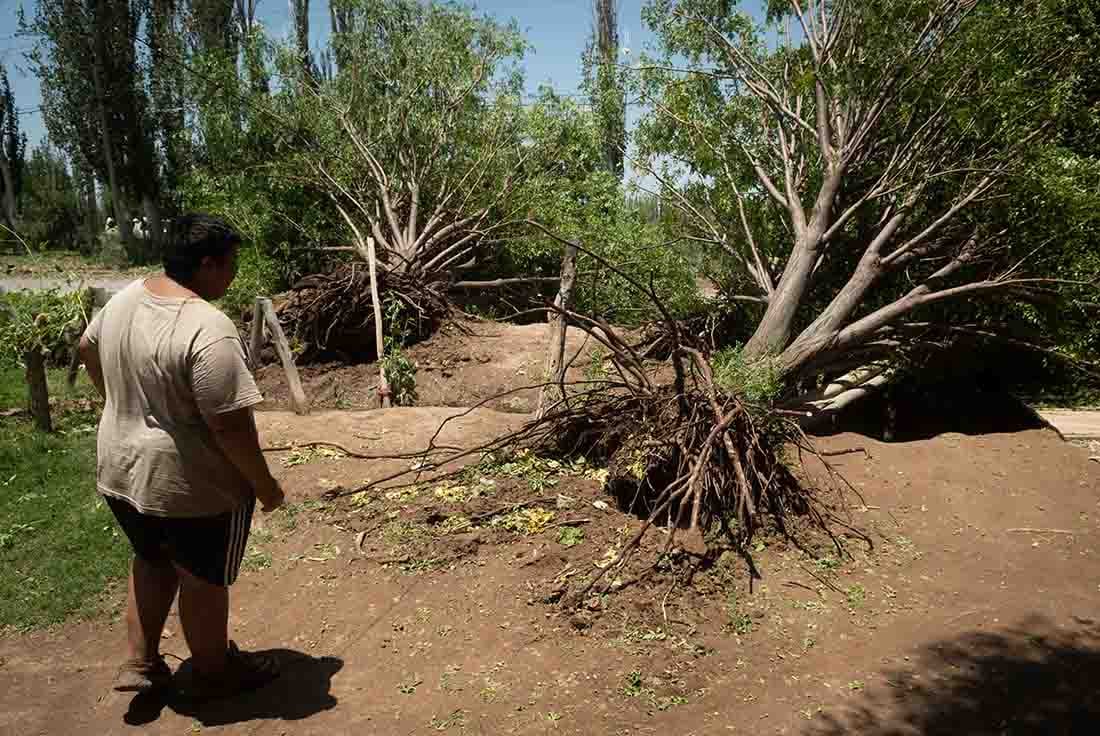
[89,279,261,517]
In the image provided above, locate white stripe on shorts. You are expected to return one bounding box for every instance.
[224,505,248,585]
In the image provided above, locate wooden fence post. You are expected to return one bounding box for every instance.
[257,297,310,415]
[25,349,52,432]
[67,286,114,387]
[536,240,580,419]
[333,203,391,409]
[249,298,266,370]
[365,235,391,408]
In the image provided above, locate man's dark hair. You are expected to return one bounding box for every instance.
[163,213,242,284]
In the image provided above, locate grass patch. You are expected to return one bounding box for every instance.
[0,368,130,630]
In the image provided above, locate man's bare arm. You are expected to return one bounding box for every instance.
[78,336,105,399]
[203,407,285,512]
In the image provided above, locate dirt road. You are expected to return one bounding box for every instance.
[1039,409,1100,439]
[0,275,136,294]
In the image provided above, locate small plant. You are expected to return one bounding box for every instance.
[494,507,556,534]
[432,482,479,504]
[382,340,418,406]
[557,526,585,547]
[729,613,753,635]
[846,584,867,608]
[584,347,609,380]
[438,515,471,534]
[621,670,645,697]
[280,444,346,467]
[241,546,272,572]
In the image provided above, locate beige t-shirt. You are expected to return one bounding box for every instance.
[84,279,263,517]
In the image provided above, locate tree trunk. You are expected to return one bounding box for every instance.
[594,0,624,178]
[24,350,52,433]
[142,193,163,260]
[83,173,99,250]
[0,153,16,230]
[536,241,580,419]
[743,238,820,358]
[291,0,314,85]
[90,35,133,256]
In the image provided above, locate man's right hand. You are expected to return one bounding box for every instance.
[257,478,286,513]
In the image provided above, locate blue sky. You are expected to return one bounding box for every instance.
[1,0,763,149]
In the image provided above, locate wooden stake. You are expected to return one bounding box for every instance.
[536,240,579,419]
[67,287,114,387]
[25,349,52,433]
[249,297,266,370]
[258,297,310,415]
[366,234,391,408]
[334,203,391,408]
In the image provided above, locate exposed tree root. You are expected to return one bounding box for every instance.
[274,263,452,362]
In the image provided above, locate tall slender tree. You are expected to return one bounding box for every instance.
[585,0,625,178]
[291,0,316,85]
[148,0,189,204]
[0,65,28,230]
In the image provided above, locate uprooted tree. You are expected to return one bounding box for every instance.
[316,0,1096,602]
[635,0,1097,418]
[270,0,569,359]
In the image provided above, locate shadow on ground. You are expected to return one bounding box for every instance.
[818,387,1046,443]
[807,616,1100,736]
[123,649,343,727]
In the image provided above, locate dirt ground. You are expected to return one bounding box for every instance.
[3,320,1099,735]
[255,319,599,415]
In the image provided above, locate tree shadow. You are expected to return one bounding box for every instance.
[123,649,343,727]
[817,386,1046,443]
[806,616,1100,736]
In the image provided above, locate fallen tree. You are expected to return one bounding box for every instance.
[634,0,1099,419]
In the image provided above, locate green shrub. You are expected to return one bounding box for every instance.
[0,288,85,368]
[382,340,418,406]
[712,345,783,404]
[218,245,283,321]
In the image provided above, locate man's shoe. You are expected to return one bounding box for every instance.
[113,655,174,693]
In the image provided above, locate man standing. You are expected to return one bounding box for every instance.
[80,213,284,698]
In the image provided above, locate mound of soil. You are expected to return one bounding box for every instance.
[255,318,600,415]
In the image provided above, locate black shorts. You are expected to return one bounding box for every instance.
[104,495,255,587]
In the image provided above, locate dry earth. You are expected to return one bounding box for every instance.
[2,317,1099,735]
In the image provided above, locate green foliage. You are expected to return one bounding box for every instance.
[635,0,1099,395]
[217,244,282,320]
[382,341,418,406]
[15,143,89,252]
[0,367,128,630]
[501,91,703,323]
[0,288,85,367]
[557,526,585,548]
[492,507,556,535]
[712,346,783,404]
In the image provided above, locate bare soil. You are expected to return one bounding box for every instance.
[255,318,598,415]
[2,325,1099,735]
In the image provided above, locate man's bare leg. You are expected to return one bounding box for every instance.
[174,563,230,677]
[127,556,179,664]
